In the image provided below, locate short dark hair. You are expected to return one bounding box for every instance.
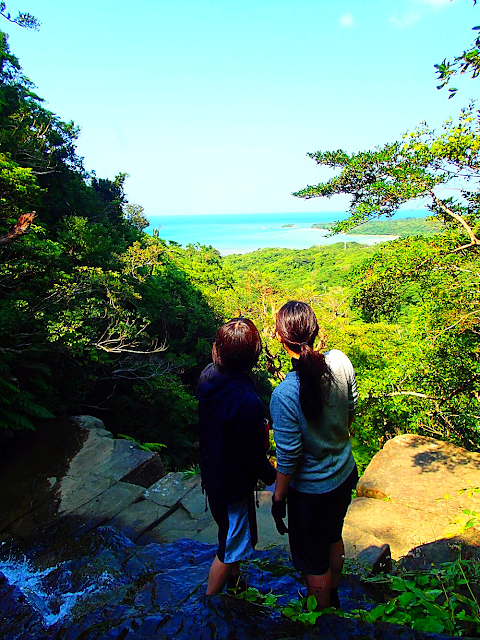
[212,317,262,373]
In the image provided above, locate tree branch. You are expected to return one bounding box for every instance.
[429,190,480,246]
[0,212,35,246]
[94,322,169,354]
[371,391,440,401]
[436,309,480,335]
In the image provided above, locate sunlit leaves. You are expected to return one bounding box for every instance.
[294,106,480,241]
[435,23,480,97]
[0,2,40,31]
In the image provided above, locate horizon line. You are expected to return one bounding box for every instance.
[146,209,429,217]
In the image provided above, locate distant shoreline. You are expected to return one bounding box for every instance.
[311,216,440,237]
[144,211,429,255]
[309,226,399,240]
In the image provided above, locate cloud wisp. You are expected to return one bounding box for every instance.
[417,0,452,6]
[339,12,354,28]
[390,10,421,28]
[390,0,453,28]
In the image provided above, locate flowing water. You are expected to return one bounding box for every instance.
[0,554,114,628]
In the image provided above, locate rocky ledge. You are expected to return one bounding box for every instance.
[2,419,479,568]
[0,416,285,553]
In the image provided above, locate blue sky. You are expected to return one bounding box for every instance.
[4,0,479,216]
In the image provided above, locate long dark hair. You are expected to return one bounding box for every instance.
[212,317,262,374]
[276,301,331,419]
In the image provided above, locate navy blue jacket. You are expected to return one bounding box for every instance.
[196,363,276,506]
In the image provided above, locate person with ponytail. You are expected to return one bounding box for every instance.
[270,301,358,610]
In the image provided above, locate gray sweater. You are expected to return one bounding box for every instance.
[270,349,358,494]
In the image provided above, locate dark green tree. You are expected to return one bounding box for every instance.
[293,101,480,448]
[0,28,225,458]
[124,203,149,231]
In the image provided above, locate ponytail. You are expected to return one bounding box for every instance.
[276,301,331,419]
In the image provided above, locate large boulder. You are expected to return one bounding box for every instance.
[344,434,480,563]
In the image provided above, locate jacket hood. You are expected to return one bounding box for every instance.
[195,363,254,402]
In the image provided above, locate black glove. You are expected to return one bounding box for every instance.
[271,495,288,535]
[263,462,277,487]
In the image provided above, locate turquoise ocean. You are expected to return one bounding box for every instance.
[146,210,424,256]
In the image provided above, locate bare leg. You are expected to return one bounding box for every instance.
[206,556,240,595]
[230,560,241,579]
[328,538,345,608]
[329,539,345,589]
[306,569,332,610]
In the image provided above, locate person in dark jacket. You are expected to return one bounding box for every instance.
[196,317,276,595]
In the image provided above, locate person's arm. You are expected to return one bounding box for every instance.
[242,394,276,485]
[274,470,292,502]
[346,356,358,430]
[269,386,302,535]
[270,388,303,477]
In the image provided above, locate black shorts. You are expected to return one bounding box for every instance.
[287,466,358,575]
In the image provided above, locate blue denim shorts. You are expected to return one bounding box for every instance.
[209,493,257,563]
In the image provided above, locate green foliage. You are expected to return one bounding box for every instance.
[291,105,480,452]
[294,105,480,240]
[435,4,479,99]
[231,586,280,607]
[282,595,348,625]
[0,31,222,460]
[224,243,375,292]
[0,2,40,30]
[117,434,166,452]
[232,555,480,636]
[123,203,149,232]
[459,509,480,532]
[314,216,442,237]
[0,361,53,431]
[181,463,200,479]
[0,153,41,226]
[360,560,480,636]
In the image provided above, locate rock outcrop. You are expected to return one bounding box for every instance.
[0,417,287,554]
[4,420,479,569]
[0,416,165,549]
[344,434,480,567]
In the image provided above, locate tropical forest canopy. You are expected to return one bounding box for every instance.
[1,9,480,474]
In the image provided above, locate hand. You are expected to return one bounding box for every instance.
[264,462,276,487]
[271,495,288,535]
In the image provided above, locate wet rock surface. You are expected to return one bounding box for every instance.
[0,530,453,640]
[0,417,166,550]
